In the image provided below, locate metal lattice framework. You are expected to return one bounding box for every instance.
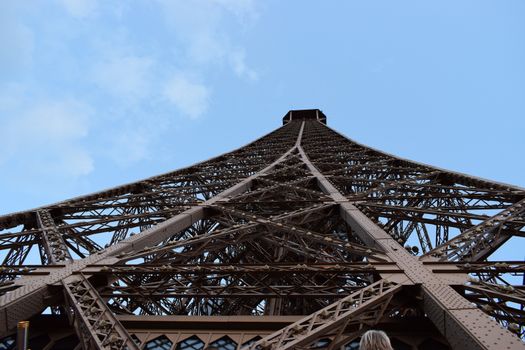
[0,109,524,350]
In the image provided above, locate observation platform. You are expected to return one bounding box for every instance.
[282,109,327,125]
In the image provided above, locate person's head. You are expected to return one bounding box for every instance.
[359,330,393,350]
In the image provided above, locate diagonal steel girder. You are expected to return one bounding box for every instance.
[62,275,140,350]
[423,198,525,262]
[246,279,403,350]
[0,121,306,339]
[295,133,525,350]
[36,209,73,264]
[0,114,524,350]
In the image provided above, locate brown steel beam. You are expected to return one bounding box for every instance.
[62,275,139,350]
[0,120,304,339]
[0,112,524,350]
[296,122,525,350]
[247,279,402,350]
[423,198,525,262]
[36,209,72,264]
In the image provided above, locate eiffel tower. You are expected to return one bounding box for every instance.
[0,109,524,350]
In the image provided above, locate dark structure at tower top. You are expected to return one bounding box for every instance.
[282,108,327,125]
[0,110,523,350]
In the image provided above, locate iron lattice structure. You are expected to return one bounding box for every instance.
[0,109,524,350]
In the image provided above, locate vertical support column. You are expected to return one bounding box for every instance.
[16,321,29,350]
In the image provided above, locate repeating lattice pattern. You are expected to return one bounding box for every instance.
[0,110,523,350]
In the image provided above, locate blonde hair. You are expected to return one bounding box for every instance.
[359,330,393,350]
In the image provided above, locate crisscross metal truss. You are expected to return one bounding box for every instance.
[0,110,524,350]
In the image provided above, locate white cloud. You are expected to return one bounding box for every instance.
[163,74,210,119]
[57,0,98,18]
[213,0,259,23]
[370,57,395,74]
[155,0,259,80]
[0,7,34,73]
[33,147,94,178]
[109,128,151,166]
[92,54,154,101]
[1,99,94,177]
[230,49,258,81]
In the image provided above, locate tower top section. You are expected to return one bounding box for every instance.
[282,109,327,125]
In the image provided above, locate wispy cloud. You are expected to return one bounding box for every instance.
[370,57,395,74]
[57,0,98,18]
[155,0,259,80]
[0,98,94,177]
[163,73,210,119]
[0,5,34,75]
[92,53,154,102]
[213,0,259,22]
[0,0,261,187]
[108,126,152,166]
[229,49,258,81]
[0,0,265,212]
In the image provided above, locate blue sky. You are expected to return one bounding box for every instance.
[0,0,524,217]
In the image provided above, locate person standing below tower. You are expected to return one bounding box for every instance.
[359,330,394,350]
